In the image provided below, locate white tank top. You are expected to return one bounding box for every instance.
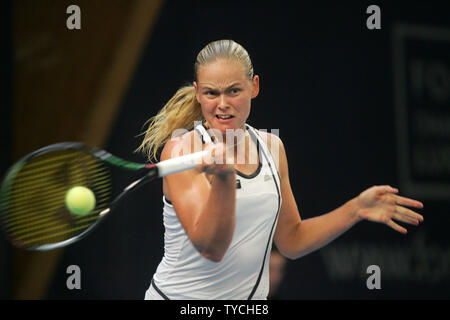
[146,123,281,300]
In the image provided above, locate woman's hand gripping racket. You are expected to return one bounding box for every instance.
[0,142,212,251]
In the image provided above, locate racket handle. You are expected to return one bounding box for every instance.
[155,150,208,177]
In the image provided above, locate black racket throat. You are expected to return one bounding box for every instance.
[108,168,158,212]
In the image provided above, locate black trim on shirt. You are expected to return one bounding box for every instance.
[235,141,262,179]
[151,278,170,300]
[246,126,282,300]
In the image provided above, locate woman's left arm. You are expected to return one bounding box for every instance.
[271,134,424,260]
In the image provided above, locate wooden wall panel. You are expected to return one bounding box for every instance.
[11,0,164,299]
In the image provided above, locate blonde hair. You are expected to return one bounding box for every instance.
[136,40,254,161]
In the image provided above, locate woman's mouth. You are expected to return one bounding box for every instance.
[216,114,234,122]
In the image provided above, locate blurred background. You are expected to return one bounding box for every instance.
[1,0,449,299]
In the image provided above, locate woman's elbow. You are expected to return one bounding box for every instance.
[276,243,302,260]
[201,250,225,263]
[190,231,232,263]
[193,241,226,263]
[280,250,298,261]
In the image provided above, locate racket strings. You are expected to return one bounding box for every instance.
[0,149,113,248]
[4,172,111,223]
[17,222,99,247]
[5,190,112,233]
[12,216,101,246]
[3,163,111,198]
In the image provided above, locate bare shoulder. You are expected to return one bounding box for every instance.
[160,130,203,161]
[160,129,205,200]
[255,130,284,151]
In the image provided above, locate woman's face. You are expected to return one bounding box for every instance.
[194,58,259,134]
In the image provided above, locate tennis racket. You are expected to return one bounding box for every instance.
[0,142,208,251]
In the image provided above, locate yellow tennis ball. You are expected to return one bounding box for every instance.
[65,186,96,215]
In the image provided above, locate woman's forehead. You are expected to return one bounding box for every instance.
[196,59,248,86]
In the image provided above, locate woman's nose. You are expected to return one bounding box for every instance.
[218,94,229,109]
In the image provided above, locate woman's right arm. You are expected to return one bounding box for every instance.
[160,133,236,262]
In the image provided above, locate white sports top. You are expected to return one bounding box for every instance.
[145,123,281,300]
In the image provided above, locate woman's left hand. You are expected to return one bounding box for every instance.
[355,185,424,234]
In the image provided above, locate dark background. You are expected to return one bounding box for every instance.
[1,1,449,300]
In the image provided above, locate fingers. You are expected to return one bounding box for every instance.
[392,212,419,226]
[373,185,399,195]
[375,185,424,216]
[376,186,424,207]
[395,205,424,223]
[363,185,425,234]
[199,143,236,177]
[388,204,424,234]
[394,194,424,209]
[202,143,225,165]
[387,219,408,234]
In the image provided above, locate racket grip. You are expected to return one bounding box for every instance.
[155,150,208,177]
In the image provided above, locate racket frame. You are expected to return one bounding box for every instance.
[0,142,157,251]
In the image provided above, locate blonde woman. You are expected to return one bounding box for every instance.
[138,40,424,300]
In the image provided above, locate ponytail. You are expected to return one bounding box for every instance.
[136,85,203,162]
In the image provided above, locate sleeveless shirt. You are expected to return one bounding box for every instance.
[145,123,281,300]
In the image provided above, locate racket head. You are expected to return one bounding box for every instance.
[0,142,113,250]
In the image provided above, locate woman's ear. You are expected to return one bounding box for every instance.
[251,75,260,99]
[193,81,200,103]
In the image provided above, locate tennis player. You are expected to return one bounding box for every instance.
[138,40,424,300]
